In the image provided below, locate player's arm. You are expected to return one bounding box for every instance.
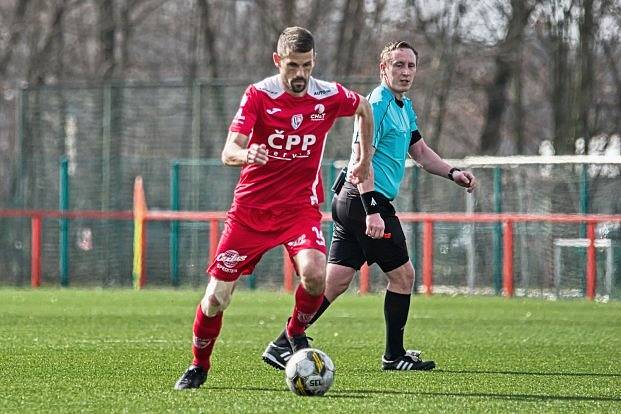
[357,165,385,239]
[221,131,268,166]
[348,96,373,184]
[408,138,475,193]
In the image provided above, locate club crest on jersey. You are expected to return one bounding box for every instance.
[291,114,303,130]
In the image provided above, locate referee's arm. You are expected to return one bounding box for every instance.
[409,138,476,192]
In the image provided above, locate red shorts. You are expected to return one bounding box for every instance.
[207,203,326,281]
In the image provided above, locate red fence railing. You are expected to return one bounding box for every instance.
[1,208,619,300]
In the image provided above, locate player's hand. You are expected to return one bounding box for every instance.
[454,170,476,193]
[365,213,385,239]
[246,143,268,165]
[349,160,370,184]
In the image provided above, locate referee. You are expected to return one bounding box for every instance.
[263,41,475,371]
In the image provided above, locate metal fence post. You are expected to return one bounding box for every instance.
[59,156,69,286]
[170,161,180,286]
[493,167,503,294]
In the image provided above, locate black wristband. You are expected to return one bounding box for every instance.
[360,191,382,215]
[448,167,461,181]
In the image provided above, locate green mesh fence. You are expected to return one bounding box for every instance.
[0,82,619,298]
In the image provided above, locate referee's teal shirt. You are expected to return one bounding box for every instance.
[349,82,419,200]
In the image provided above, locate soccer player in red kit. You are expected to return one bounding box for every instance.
[175,26,374,389]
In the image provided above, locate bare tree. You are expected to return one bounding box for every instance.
[479,0,537,154]
[118,0,166,74]
[414,1,467,150]
[540,0,579,154]
[197,0,219,78]
[97,0,115,80]
[602,41,621,133]
[304,0,328,32]
[0,0,31,79]
[577,0,596,147]
[333,0,366,76]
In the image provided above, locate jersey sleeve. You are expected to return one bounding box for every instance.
[335,83,361,118]
[371,99,390,147]
[408,103,419,132]
[229,85,259,136]
[354,96,389,147]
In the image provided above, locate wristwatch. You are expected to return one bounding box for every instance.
[448,167,461,181]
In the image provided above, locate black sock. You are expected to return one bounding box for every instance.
[308,296,331,325]
[273,296,331,347]
[384,290,411,360]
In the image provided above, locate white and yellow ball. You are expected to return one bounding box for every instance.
[285,348,335,396]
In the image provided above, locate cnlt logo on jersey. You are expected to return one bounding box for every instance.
[311,104,326,121]
[291,114,303,130]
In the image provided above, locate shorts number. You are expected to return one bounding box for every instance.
[312,226,325,246]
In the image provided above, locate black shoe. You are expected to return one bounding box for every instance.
[174,365,207,389]
[382,350,436,371]
[286,331,312,353]
[261,341,293,370]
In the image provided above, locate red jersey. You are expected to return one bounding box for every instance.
[229,75,360,209]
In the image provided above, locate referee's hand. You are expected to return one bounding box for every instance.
[454,170,476,193]
[349,160,370,184]
[365,213,385,239]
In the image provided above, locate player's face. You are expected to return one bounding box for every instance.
[381,48,417,95]
[273,50,315,95]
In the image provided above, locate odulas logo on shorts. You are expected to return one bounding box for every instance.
[216,250,247,269]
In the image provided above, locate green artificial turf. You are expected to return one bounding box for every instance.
[0,289,619,413]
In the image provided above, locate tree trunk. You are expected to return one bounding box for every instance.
[602,41,621,133]
[577,0,595,147]
[97,0,115,80]
[0,0,31,78]
[198,0,219,78]
[549,2,577,155]
[479,0,534,154]
[305,0,328,32]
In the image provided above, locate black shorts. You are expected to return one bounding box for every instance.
[328,182,409,273]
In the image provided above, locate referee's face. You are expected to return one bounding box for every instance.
[381,48,417,95]
[273,50,315,96]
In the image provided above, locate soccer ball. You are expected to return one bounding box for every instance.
[285,348,335,396]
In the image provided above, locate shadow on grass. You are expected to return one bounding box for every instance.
[206,385,365,399]
[332,389,621,402]
[204,385,620,402]
[436,368,621,379]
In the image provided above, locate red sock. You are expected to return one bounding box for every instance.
[287,285,324,337]
[191,304,223,371]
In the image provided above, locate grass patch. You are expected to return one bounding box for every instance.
[1,289,620,413]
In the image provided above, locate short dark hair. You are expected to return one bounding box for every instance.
[380,41,418,65]
[277,26,315,56]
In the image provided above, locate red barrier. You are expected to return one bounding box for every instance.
[283,249,294,293]
[586,223,596,300]
[1,209,133,288]
[2,209,620,295]
[422,220,433,296]
[31,216,41,287]
[133,177,147,289]
[359,263,369,294]
[209,219,219,264]
[502,221,514,297]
